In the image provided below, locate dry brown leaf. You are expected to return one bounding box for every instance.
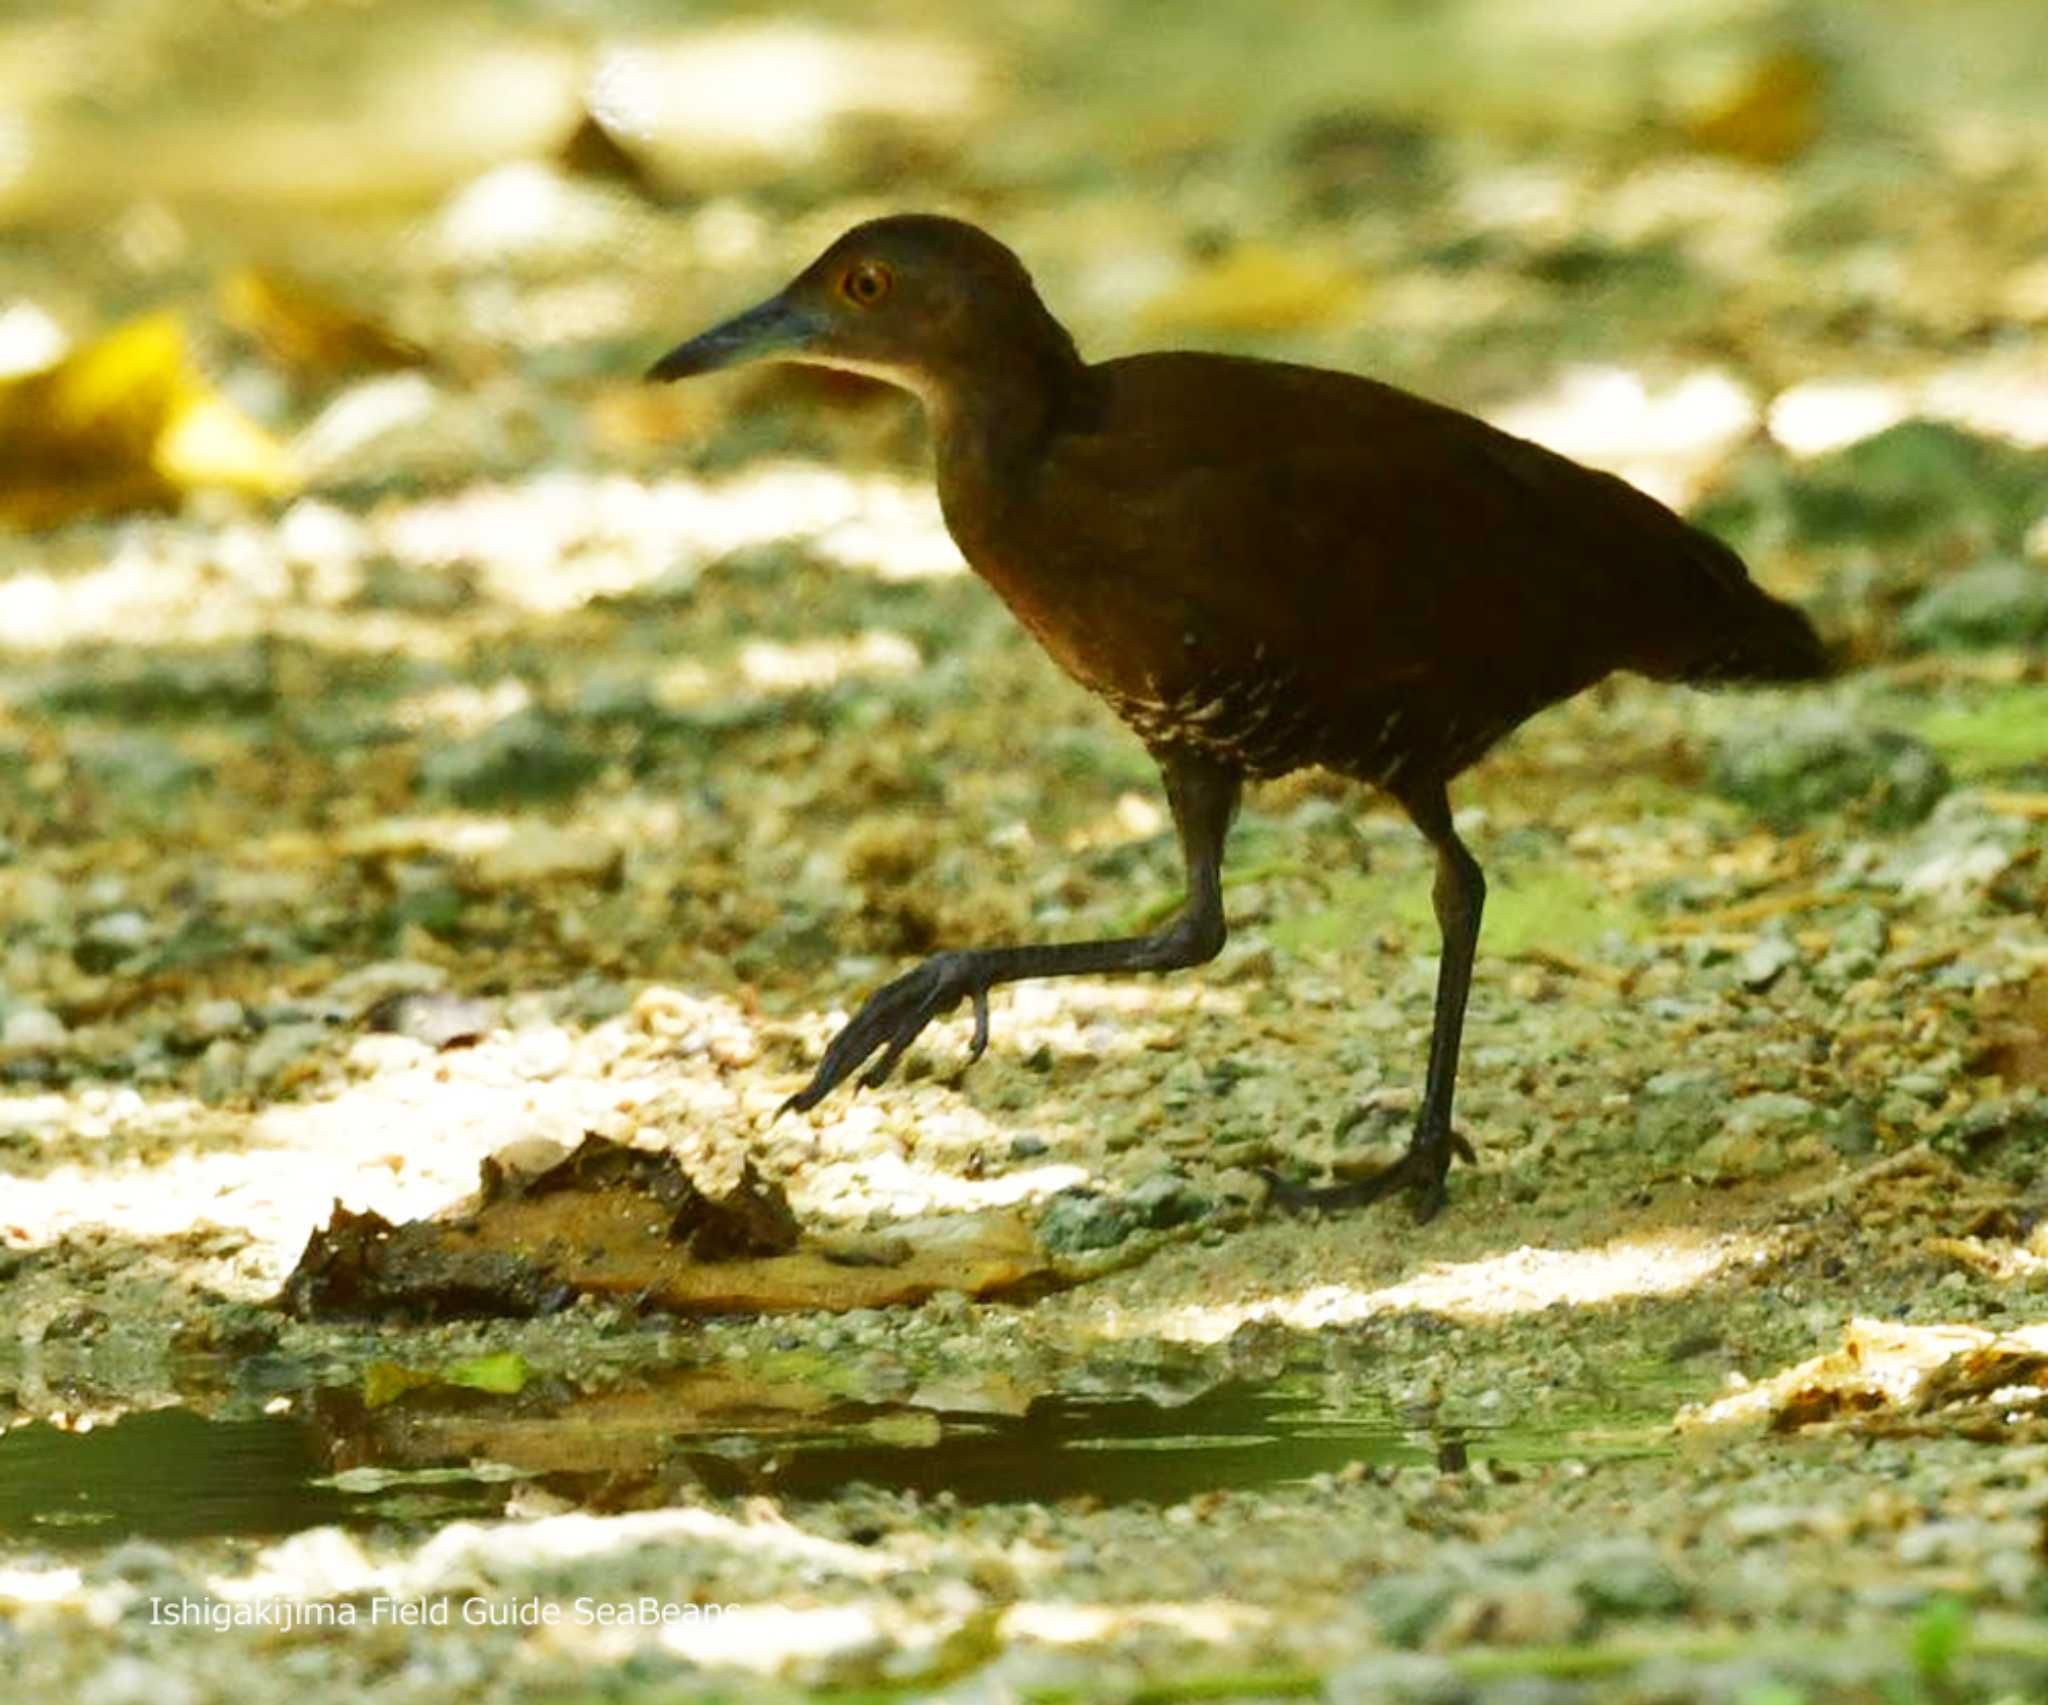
[1682,48,1825,166]
[1681,1318,2048,1439]
[278,1135,1057,1320]
[220,266,431,383]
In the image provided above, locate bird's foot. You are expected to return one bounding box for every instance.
[1262,1124,1475,1224]
[781,951,994,1114]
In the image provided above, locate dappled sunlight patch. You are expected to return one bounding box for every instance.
[341,811,623,891]
[485,275,645,350]
[0,1560,86,1610]
[641,1603,942,1677]
[590,25,980,164]
[0,527,297,653]
[734,629,919,693]
[1140,1229,1772,1342]
[795,1148,1091,1220]
[1919,357,2048,449]
[0,1087,205,1155]
[1486,364,1758,507]
[188,1503,903,1649]
[0,3,2043,1697]
[0,1087,320,1263]
[161,1498,1254,1681]
[429,161,633,268]
[1771,359,2048,456]
[1005,976,1242,1028]
[0,991,795,1282]
[593,622,924,716]
[0,460,958,659]
[805,487,965,581]
[1769,379,1913,456]
[1361,1231,1768,1317]
[4,1142,322,1260]
[390,678,533,738]
[1000,1598,1270,1648]
[0,299,66,378]
[937,976,1238,1079]
[0,1068,622,1269]
[290,371,443,483]
[378,464,958,611]
[256,1024,764,1209]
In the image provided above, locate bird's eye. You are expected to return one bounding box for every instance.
[842,262,892,306]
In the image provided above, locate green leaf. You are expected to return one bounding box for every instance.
[443,1352,532,1396]
[1908,1592,1970,1682]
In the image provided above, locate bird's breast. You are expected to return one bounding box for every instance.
[1096,650,1334,775]
[940,494,1348,775]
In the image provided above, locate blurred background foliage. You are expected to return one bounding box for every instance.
[2,0,2045,540]
[0,0,2041,930]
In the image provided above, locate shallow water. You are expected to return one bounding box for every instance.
[0,1372,1676,1545]
[0,1408,382,1543]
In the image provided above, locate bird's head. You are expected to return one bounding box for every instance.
[647,214,1072,405]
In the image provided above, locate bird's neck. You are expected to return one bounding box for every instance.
[927,318,1092,481]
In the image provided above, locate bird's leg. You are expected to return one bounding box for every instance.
[1267,783,1483,1222]
[782,750,1242,1112]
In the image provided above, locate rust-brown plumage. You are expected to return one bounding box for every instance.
[649,214,1825,1218]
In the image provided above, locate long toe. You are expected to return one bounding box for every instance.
[1261,1131,1461,1220]
[1259,1165,1409,1217]
[783,1031,882,1112]
[779,1071,838,1116]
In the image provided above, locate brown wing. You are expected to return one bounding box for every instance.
[1043,359,1712,652]
[952,350,1812,780]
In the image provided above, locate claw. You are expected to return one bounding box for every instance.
[1261,1123,1470,1222]
[967,987,992,1062]
[774,953,998,1112]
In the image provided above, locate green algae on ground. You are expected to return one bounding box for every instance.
[1270,859,1640,957]
[1911,683,2048,776]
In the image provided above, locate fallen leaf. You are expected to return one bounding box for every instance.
[1140,244,1363,335]
[554,107,662,197]
[0,311,294,528]
[277,1135,1058,1320]
[1682,48,1825,166]
[443,1351,533,1396]
[220,266,431,383]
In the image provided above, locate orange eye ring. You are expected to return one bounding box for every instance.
[842,262,892,306]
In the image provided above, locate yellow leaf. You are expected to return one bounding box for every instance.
[363,1360,438,1410]
[0,310,295,528]
[157,390,295,496]
[1683,49,1824,166]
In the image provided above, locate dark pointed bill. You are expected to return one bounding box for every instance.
[646,294,821,382]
